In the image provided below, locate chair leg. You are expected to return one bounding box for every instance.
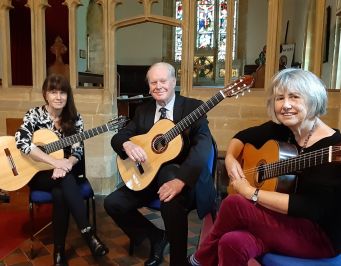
[91,196,97,233]
[29,202,37,259]
[86,198,90,221]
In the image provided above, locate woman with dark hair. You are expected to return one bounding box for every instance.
[15,74,108,266]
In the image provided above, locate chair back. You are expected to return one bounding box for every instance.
[208,137,217,180]
[194,137,218,219]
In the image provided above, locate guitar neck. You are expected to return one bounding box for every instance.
[164,91,225,142]
[261,146,336,181]
[43,124,110,154]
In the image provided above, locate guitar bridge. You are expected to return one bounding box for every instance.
[4,148,18,176]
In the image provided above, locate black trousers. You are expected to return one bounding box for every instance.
[104,164,195,266]
[29,161,89,248]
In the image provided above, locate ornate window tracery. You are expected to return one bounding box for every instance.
[174,0,237,86]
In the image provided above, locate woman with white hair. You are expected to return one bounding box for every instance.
[188,69,341,265]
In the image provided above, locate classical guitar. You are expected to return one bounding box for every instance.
[117,76,254,191]
[0,116,128,191]
[227,139,341,195]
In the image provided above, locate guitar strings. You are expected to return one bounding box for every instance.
[153,95,222,148]
[242,146,341,180]
[243,146,341,177]
[152,80,252,148]
[44,118,126,154]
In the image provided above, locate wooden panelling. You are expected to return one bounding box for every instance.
[6,118,22,136]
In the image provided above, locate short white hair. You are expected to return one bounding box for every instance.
[146,62,176,82]
[267,68,327,123]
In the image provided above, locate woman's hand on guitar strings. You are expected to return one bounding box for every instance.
[226,155,255,198]
[226,154,245,182]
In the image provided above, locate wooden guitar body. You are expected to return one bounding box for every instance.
[0,129,64,191]
[117,119,183,191]
[228,140,298,195]
[117,75,254,191]
[0,116,127,191]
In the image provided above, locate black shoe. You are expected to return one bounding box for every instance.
[81,227,109,257]
[53,246,68,266]
[144,230,168,266]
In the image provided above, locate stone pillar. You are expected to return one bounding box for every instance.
[63,0,82,89]
[26,0,50,91]
[0,0,13,88]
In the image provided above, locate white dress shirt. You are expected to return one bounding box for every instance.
[154,94,175,123]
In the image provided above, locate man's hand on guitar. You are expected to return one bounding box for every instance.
[123,141,148,163]
[158,179,185,202]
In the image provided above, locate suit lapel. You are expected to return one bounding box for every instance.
[173,95,185,123]
[145,101,157,128]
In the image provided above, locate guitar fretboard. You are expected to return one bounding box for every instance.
[163,91,225,143]
[44,124,110,154]
[259,146,339,181]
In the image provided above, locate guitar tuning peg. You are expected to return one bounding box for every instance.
[241,92,245,96]
[235,94,239,99]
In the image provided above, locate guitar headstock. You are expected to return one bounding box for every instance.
[222,75,254,98]
[108,116,129,131]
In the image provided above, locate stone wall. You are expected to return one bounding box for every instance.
[1,87,340,195]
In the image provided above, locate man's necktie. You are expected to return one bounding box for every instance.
[159,107,167,120]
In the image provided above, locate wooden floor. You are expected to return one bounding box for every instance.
[0,191,203,266]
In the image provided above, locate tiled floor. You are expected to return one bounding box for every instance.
[0,195,203,266]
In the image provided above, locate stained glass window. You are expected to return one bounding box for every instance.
[175,1,183,62]
[175,0,231,62]
[218,0,228,60]
[197,0,215,49]
[174,0,237,85]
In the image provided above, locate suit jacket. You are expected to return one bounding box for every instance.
[112,94,216,218]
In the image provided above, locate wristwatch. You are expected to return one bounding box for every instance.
[251,188,260,204]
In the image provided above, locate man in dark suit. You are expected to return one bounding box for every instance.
[104,62,215,266]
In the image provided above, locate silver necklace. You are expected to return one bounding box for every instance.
[299,118,317,154]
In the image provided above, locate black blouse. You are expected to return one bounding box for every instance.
[234,120,341,252]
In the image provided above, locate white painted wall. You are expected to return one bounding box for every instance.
[245,0,268,65]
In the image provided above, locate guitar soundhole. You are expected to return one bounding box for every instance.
[152,134,168,154]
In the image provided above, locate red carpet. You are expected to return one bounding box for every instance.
[0,203,51,259]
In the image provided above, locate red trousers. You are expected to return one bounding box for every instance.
[196,194,335,266]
